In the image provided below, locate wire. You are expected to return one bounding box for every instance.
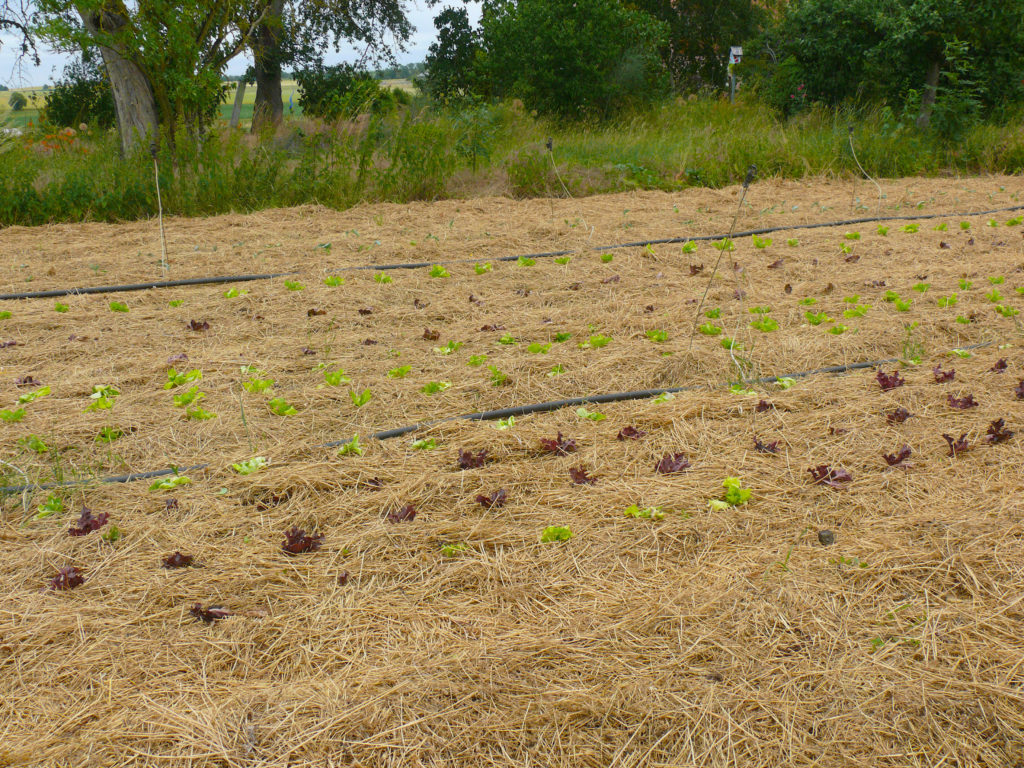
[151,143,169,274]
[4,202,1023,302]
[848,126,883,214]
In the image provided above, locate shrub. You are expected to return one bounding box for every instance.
[42,55,117,129]
[295,64,401,121]
[8,91,27,111]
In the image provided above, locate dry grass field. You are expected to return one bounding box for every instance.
[1,176,1023,767]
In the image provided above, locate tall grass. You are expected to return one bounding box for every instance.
[2,97,1022,226]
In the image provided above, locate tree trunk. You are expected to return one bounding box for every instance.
[251,0,285,133]
[916,58,941,129]
[229,80,247,128]
[77,6,158,154]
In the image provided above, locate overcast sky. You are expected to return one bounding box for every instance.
[0,2,480,88]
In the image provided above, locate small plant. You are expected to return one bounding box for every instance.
[752,235,772,248]
[243,377,274,393]
[623,504,665,520]
[547,364,565,376]
[776,377,796,390]
[699,322,722,336]
[721,337,742,350]
[109,301,129,312]
[711,238,734,252]
[223,288,247,298]
[374,272,393,284]
[172,386,204,408]
[411,437,437,450]
[55,302,69,312]
[95,426,124,443]
[950,348,971,358]
[681,241,698,253]
[185,406,216,420]
[0,311,11,319]
[164,368,202,390]
[429,265,450,278]
[750,316,778,332]
[434,340,463,355]
[843,304,870,318]
[17,385,50,404]
[933,222,948,231]
[787,238,799,247]
[282,527,323,555]
[576,406,606,421]
[20,434,49,454]
[894,299,912,312]
[487,366,510,387]
[232,457,267,475]
[527,342,551,354]
[467,354,487,366]
[338,434,364,456]
[323,276,345,286]
[517,256,536,267]
[324,368,350,386]
[1,408,27,423]
[705,307,722,319]
[912,282,930,292]
[844,231,860,241]
[988,276,1005,285]
[960,221,970,230]
[901,223,919,233]
[388,365,411,378]
[828,324,849,335]
[805,311,832,326]
[149,475,191,491]
[421,381,451,395]
[995,304,1020,318]
[554,256,571,265]
[349,388,372,407]
[729,384,757,396]
[268,397,298,416]
[540,526,573,543]
[498,333,517,345]
[168,300,184,307]
[441,542,468,557]
[33,494,65,520]
[284,280,304,291]
[646,329,668,343]
[876,225,889,235]
[473,262,493,274]
[937,294,958,308]
[579,334,611,349]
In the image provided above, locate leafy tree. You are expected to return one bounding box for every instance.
[42,52,116,128]
[477,0,670,119]
[742,0,1024,131]
[625,0,768,92]
[8,90,27,110]
[294,62,404,121]
[422,6,478,102]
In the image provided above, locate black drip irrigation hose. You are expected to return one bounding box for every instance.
[0,272,297,301]
[2,204,1023,302]
[2,342,994,496]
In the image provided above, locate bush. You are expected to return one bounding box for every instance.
[478,0,670,120]
[42,55,116,129]
[295,64,401,122]
[8,91,27,111]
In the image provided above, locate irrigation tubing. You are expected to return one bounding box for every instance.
[0,272,297,301]
[1,342,994,496]
[2,203,1024,302]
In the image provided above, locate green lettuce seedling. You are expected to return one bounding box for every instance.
[18,386,50,404]
[324,368,350,386]
[474,262,493,273]
[284,280,304,291]
[540,526,573,543]
[623,504,664,520]
[338,435,364,456]
[374,272,393,284]
[149,475,191,491]
[576,406,606,421]
[164,368,202,390]
[411,437,437,450]
[349,389,372,407]
[232,457,267,475]
[646,329,668,343]
[429,265,450,278]
[388,366,411,378]
[268,397,298,415]
[421,381,451,395]
[721,477,751,506]
[109,301,129,312]
[323,276,345,286]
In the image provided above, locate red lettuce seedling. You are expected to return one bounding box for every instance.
[337,571,350,586]
[357,307,373,315]
[883,445,912,466]
[754,437,779,454]
[190,603,230,623]
[569,466,598,485]
[164,498,180,512]
[162,551,194,568]
[984,419,1014,445]
[539,433,577,455]
[307,308,326,316]
[49,566,85,590]
[876,369,905,391]
[362,339,378,346]
[479,324,505,332]
[755,399,774,413]
[301,347,316,355]
[942,433,970,457]
[1016,381,1024,400]
[15,375,39,387]
[767,259,784,269]
[68,507,109,537]
[422,328,440,341]
[361,477,384,491]
[932,365,955,383]
[458,449,489,470]
[990,358,1008,373]
[886,407,913,424]
[476,488,508,509]
[386,504,417,523]
[616,426,647,441]
[808,466,853,488]
[947,393,978,409]
[689,264,704,275]
[655,453,690,474]
[282,527,323,554]
[187,320,211,332]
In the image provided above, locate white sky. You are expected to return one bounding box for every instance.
[0,2,480,88]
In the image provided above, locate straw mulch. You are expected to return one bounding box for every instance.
[1,176,1023,767]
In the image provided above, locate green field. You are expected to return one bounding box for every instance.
[0,78,414,129]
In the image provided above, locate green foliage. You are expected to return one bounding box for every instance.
[421,381,451,395]
[323,368,350,387]
[7,91,27,111]
[423,7,480,102]
[149,475,191,491]
[294,64,400,122]
[232,457,267,475]
[164,368,202,390]
[576,406,606,421]
[42,54,116,129]
[349,388,372,407]
[267,397,298,416]
[478,0,670,119]
[540,525,573,543]
[338,434,364,456]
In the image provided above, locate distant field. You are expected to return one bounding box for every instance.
[0,78,415,128]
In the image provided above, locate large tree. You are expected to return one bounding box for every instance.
[249,0,414,132]
[35,0,274,152]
